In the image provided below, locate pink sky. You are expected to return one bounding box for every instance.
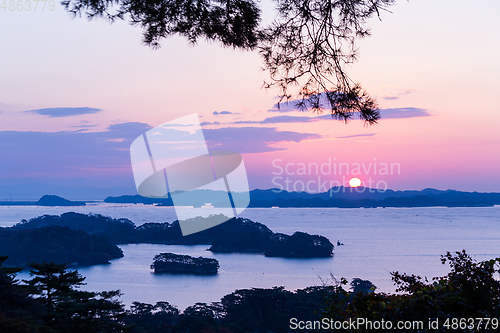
[0,0,499,192]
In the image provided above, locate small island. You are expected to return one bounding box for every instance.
[150,253,219,274]
[0,195,86,206]
[36,195,86,206]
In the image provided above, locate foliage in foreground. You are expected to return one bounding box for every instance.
[324,250,500,332]
[1,250,499,332]
[0,258,126,333]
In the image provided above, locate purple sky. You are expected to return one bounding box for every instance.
[0,1,499,193]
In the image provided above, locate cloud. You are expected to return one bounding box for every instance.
[203,127,322,154]
[106,122,152,137]
[381,89,416,100]
[200,121,221,126]
[335,133,376,139]
[258,115,313,124]
[235,114,338,125]
[0,122,152,180]
[234,115,312,124]
[25,107,103,117]
[380,108,431,119]
[252,108,431,123]
[264,107,431,121]
[267,90,422,116]
[0,121,323,187]
[267,93,341,113]
[103,122,155,145]
[204,107,429,126]
[267,102,302,113]
[202,114,323,125]
[213,111,236,115]
[70,124,98,130]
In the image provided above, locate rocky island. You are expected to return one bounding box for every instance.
[150,253,219,274]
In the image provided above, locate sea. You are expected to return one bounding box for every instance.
[1,204,499,310]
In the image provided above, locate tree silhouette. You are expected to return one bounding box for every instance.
[0,256,42,332]
[61,0,395,123]
[323,251,500,333]
[350,277,376,294]
[24,262,126,332]
[24,262,86,314]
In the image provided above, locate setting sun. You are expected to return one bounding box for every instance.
[349,177,362,187]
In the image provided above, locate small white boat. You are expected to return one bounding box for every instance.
[201,203,214,208]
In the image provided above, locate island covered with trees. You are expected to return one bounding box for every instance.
[12,212,334,258]
[150,253,219,274]
[0,226,123,266]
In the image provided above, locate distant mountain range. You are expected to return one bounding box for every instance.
[0,182,136,201]
[1,184,499,208]
[104,187,500,208]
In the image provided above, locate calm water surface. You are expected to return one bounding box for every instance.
[2,204,499,309]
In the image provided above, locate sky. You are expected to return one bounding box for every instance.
[1,0,499,195]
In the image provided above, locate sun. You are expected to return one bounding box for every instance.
[349,177,362,187]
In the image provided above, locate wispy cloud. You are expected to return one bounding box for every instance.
[213,111,237,115]
[70,124,98,130]
[335,133,376,139]
[380,89,416,101]
[234,115,319,124]
[263,107,430,122]
[207,107,429,126]
[200,121,221,126]
[267,92,341,113]
[267,102,302,113]
[25,107,103,117]
[106,122,152,137]
[380,108,431,119]
[203,127,322,154]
